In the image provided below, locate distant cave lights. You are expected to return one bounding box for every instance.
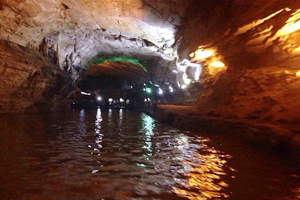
[176,46,227,89]
[158,88,163,95]
[142,84,174,95]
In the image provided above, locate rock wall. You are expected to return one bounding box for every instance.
[38,29,178,85]
[0,0,187,49]
[196,67,300,128]
[176,0,300,131]
[0,40,71,113]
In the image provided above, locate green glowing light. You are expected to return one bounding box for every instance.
[146,88,152,93]
[87,56,147,72]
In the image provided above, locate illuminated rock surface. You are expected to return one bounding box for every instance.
[175,0,300,144]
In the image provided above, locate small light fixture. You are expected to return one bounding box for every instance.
[209,61,225,68]
[146,88,152,93]
[81,91,91,96]
[158,88,163,95]
[97,96,102,101]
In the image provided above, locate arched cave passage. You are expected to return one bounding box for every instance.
[72,56,186,110]
[0,0,300,199]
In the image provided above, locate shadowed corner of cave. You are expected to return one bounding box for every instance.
[0,0,300,199]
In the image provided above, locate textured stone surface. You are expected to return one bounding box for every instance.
[0,40,71,113]
[196,67,300,126]
[38,28,178,83]
[88,61,147,81]
[0,0,187,49]
[0,0,188,112]
[175,0,300,133]
[178,0,300,69]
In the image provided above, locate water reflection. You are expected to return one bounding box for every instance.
[108,108,112,121]
[173,140,233,199]
[95,108,102,134]
[141,113,155,158]
[118,109,123,128]
[0,110,298,200]
[78,109,86,136]
[94,108,103,152]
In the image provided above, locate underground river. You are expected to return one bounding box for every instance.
[0,109,299,200]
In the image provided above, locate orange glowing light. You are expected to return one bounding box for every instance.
[294,47,300,52]
[173,145,233,200]
[192,49,214,60]
[296,71,300,76]
[209,61,225,68]
[235,9,284,35]
[275,9,300,37]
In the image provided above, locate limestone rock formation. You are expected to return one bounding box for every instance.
[0,0,187,48]
[0,40,71,113]
[0,0,187,112]
[176,0,300,131]
[88,61,147,81]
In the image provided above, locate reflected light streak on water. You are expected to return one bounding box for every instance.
[119,109,123,127]
[95,108,102,134]
[78,109,86,137]
[141,114,155,158]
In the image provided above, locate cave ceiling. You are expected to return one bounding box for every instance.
[1,0,300,89]
[0,0,188,86]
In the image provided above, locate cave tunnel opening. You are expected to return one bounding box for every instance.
[71,55,183,112]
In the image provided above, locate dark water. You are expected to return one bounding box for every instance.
[0,109,299,200]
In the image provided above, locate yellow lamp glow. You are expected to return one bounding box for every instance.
[209,61,225,68]
[275,9,300,37]
[192,49,214,60]
[296,71,300,76]
[294,47,300,52]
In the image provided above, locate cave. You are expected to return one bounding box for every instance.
[0,0,300,199]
